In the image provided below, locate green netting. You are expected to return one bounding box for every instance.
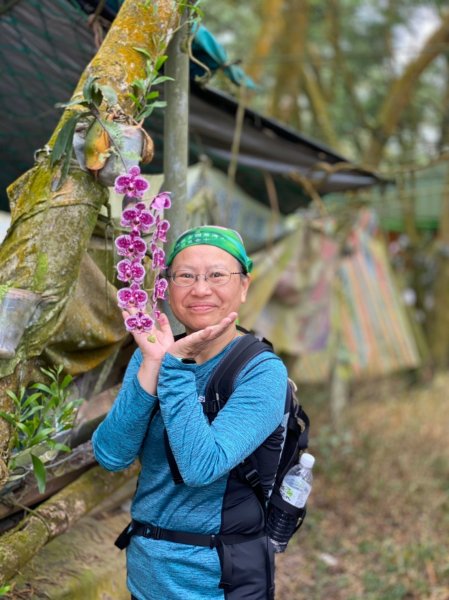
[325,161,449,232]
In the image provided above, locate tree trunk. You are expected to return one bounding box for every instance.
[268,0,309,128]
[0,0,180,466]
[364,10,449,167]
[301,64,341,150]
[427,164,449,368]
[0,464,138,585]
[246,0,284,84]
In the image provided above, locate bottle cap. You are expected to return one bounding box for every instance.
[300,453,315,469]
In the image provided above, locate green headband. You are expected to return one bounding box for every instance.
[166,226,253,273]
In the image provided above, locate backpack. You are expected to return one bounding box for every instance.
[163,326,311,548]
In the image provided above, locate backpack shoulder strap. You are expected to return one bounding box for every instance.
[203,333,273,419]
[164,332,273,487]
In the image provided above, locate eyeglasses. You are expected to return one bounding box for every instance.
[167,269,244,287]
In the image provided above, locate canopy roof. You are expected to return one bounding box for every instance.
[0,0,381,213]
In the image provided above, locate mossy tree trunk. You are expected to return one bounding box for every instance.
[0,463,138,586]
[0,0,180,478]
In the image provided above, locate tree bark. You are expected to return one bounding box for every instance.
[246,0,284,84]
[0,464,138,585]
[0,0,180,466]
[427,164,449,368]
[364,10,449,166]
[301,65,341,150]
[268,0,309,128]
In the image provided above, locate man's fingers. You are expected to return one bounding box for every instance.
[157,312,171,331]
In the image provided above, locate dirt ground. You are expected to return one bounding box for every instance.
[274,372,449,600]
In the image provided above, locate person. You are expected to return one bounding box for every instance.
[92,226,288,600]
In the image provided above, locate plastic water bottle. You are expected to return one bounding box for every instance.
[267,453,315,553]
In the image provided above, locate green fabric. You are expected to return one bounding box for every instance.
[166,226,253,273]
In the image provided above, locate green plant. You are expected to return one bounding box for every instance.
[0,365,83,493]
[0,585,11,596]
[51,76,120,187]
[128,51,173,121]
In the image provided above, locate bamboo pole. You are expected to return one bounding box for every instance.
[163,10,190,243]
[162,10,190,334]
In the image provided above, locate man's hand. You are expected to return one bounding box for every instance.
[166,312,238,360]
[123,311,175,362]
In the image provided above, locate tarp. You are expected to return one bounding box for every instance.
[253,222,339,354]
[296,210,421,382]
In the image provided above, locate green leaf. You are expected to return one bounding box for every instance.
[15,421,33,436]
[31,454,47,494]
[0,411,16,426]
[29,428,55,446]
[134,46,152,60]
[39,367,55,380]
[51,443,71,453]
[100,85,118,106]
[132,79,147,91]
[55,96,87,110]
[154,55,168,71]
[83,75,98,104]
[22,405,45,419]
[22,392,43,409]
[137,106,155,120]
[91,86,103,109]
[6,387,24,406]
[144,91,159,101]
[151,76,174,86]
[60,374,73,390]
[128,93,140,104]
[50,114,80,166]
[31,383,53,395]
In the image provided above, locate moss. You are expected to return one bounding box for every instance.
[0,284,12,303]
[33,252,48,292]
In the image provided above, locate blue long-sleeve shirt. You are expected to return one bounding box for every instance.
[92,337,287,600]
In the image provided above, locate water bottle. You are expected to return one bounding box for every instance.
[267,452,315,553]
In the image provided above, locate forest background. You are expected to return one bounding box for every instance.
[196,1,449,599]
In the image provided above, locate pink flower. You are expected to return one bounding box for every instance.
[151,247,166,270]
[153,217,170,243]
[124,311,154,333]
[151,192,171,211]
[115,234,147,259]
[117,259,146,284]
[152,277,168,302]
[120,202,155,233]
[117,283,148,309]
[114,166,149,198]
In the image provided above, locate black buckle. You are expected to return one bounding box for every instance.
[144,525,162,540]
[245,468,260,487]
[209,534,218,549]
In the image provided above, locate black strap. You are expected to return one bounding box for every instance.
[115,519,266,590]
[163,429,183,484]
[165,333,273,487]
[204,334,272,418]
